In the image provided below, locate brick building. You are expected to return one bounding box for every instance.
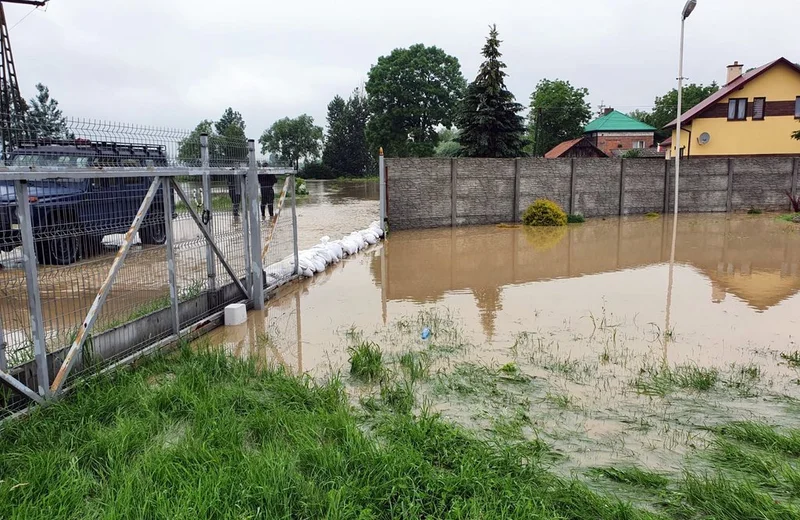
[583,109,657,156]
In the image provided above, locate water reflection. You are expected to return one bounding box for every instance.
[372,215,800,314]
[208,214,800,376]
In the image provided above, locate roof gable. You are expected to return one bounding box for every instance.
[666,57,800,128]
[584,110,657,133]
[544,137,608,158]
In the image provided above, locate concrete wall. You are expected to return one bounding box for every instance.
[386,156,800,229]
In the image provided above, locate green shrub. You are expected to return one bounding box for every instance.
[300,161,338,179]
[522,199,567,227]
[747,208,762,215]
[645,212,660,218]
[295,177,309,195]
[567,213,585,224]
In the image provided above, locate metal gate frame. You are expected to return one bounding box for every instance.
[0,137,300,405]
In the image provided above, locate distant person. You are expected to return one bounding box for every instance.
[227,174,241,218]
[259,172,278,220]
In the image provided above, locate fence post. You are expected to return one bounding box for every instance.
[619,159,626,216]
[726,158,734,213]
[663,160,670,214]
[569,158,576,215]
[15,180,50,398]
[291,174,300,276]
[0,315,6,373]
[163,178,180,335]
[792,157,798,202]
[513,158,520,222]
[450,158,457,227]
[378,148,386,232]
[240,173,251,292]
[247,139,265,309]
[200,134,216,298]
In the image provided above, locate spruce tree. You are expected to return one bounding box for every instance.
[456,25,526,158]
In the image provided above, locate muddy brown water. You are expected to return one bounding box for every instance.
[205,212,800,474]
[0,179,379,362]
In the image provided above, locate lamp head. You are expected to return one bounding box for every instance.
[682,0,697,19]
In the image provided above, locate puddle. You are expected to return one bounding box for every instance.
[204,213,800,474]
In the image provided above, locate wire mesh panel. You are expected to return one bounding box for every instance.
[0,115,299,410]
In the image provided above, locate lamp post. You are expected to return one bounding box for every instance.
[673,0,696,218]
[665,0,696,364]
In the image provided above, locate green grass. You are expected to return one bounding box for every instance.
[781,351,800,368]
[747,207,763,215]
[348,341,383,382]
[645,212,661,218]
[3,347,800,518]
[590,466,669,489]
[567,213,585,224]
[398,351,430,382]
[336,175,379,182]
[635,364,719,396]
[778,213,798,222]
[0,347,668,520]
[715,422,800,456]
[175,193,233,213]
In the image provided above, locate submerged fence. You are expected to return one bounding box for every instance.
[0,118,300,415]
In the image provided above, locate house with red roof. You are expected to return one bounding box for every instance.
[664,57,800,157]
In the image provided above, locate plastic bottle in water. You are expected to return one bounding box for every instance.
[421,327,431,340]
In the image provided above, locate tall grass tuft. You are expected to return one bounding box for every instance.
[590,466,669,489]
[348,341,383,382]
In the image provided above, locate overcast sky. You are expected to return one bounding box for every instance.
[7,0,798,139]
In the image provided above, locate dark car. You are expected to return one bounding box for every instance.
[0,139,171,265]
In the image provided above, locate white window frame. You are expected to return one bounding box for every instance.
[632,140,645,149]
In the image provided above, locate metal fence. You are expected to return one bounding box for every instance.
[0,117,300,415]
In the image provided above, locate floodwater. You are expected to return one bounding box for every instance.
[206,212,800,473]
[0,179,378,363]
[210,214,800,373]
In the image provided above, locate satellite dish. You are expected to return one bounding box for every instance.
[698,132,711,145]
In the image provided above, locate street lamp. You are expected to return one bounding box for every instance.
[665,0,697,363]
[674,0,696,219]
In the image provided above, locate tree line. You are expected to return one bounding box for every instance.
[246,25,728,178]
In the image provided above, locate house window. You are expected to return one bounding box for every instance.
[728,98,747,120]
[795,96,800,118]
[752,97,766,120]
[632,140,645,149]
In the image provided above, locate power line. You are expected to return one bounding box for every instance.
[9,5,37,31]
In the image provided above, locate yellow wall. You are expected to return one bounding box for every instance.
[671,61,800,156]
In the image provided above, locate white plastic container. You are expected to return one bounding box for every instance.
[224,303,247,326]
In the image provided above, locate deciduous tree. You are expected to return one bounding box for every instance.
[366,44,466,157]
[456,25,526,158]
[259,115,323,170]
[528,79,592,156]
[648,83,719,135]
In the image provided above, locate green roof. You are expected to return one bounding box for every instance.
[583,110,656,133]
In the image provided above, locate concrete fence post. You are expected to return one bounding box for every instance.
[663,160,670,214]
[247,139,264,310]
[726,158,734,213]
[513,158,520,222]
[792,157,798,202]
[378,148,386,232]
[569,158,576,215]
[450,158,457,227]
[619,159,626,216]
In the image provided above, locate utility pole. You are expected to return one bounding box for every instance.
[0,0,48,160]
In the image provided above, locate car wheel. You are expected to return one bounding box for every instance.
[37,218,79,266]
[81,235,105,258]
[139,222,167,245]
